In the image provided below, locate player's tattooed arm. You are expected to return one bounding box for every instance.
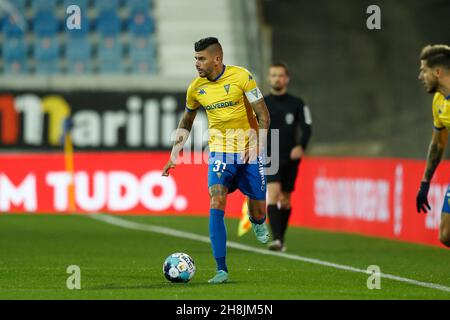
[162,110,197,177]
[251,99,271,130]
[178,109,197,132]
[172,110,197,154]
[240,98,271,163]
[423,128,449,182]
[250,99,271,161]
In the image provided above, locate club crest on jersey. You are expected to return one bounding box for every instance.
[198,88,206,95]
[224,84,230,94]
[285,113,294,125]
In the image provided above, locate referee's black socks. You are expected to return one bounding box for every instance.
[268,205,283,241]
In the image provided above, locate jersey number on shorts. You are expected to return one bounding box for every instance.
[212,160,227,173]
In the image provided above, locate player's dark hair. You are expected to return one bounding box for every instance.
[420,45,450,70]
[271,62,290,76]
[194,37,221,52]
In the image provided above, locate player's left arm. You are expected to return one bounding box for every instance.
[240,69,270,161]
[423,127,448,183]
[249,98,270,161]
[417,127,449,213]
[250,98,271,131]
[241,97,270,163]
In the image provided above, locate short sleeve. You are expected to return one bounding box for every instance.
[240,69,258,92]
[186,83,200,112]
[239,69,263,103]
[432,94,445,130]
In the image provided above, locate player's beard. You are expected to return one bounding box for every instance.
[197,69,206,77]
[198,66,213,78]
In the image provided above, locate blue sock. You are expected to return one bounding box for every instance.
[249,213,266,225]
[216,257,227,273]
[209,209,228,272]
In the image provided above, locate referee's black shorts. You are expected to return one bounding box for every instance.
[265,159,301,193]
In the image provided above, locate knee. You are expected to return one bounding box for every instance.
[248,202,266,219]
[268,196,279,206]
[210,195,226,210]
[251,206,266,217]
[279,196,291,210]
[279,200,291,210]
[268,192,280,205]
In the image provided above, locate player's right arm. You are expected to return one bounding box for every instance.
[162,109,197,177]
[162,83,200,177]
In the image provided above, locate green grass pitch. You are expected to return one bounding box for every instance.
[1,214,450,300]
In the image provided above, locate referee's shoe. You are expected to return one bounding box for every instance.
[268,239,286,252]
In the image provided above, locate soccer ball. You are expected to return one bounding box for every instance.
[163,253,196,283]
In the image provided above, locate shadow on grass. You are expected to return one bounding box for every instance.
[86,280,239,291]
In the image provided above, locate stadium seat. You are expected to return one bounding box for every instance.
[2,14,26,38]
[33,12,59,37]
[96,10,121,36]
[0,0,159,75]
[34,37,59,74]
[129,0,152,13]
[129,12,154,36]
[9,0,27,13]
[94,0,120,13]
[3,37,27,74]
[32,0,57,14]
[65,36,91,74]
[98,37,124,74]
[63,0,89,11]
[130,37,156,74]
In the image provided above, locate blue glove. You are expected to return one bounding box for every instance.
[416,181,431,213]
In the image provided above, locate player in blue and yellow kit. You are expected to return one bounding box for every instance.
[162,37,271,283]
[416,44,450,247]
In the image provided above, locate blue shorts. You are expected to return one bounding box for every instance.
[208,152,266,201]
[442,185,450,214]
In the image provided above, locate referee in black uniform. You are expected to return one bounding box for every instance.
[265,62,312,252]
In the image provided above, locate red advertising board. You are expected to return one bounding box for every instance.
[0,152,246,216]
[294,157,448,247]
[0,152,448,247]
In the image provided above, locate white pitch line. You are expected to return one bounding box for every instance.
[88,213,450,294]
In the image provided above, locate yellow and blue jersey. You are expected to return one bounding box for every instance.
[185,65,263,153]
[432,92,450,130]
[431,93,450,214]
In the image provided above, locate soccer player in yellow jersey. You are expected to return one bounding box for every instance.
[416,44,450,247]
[162,37,271,283]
